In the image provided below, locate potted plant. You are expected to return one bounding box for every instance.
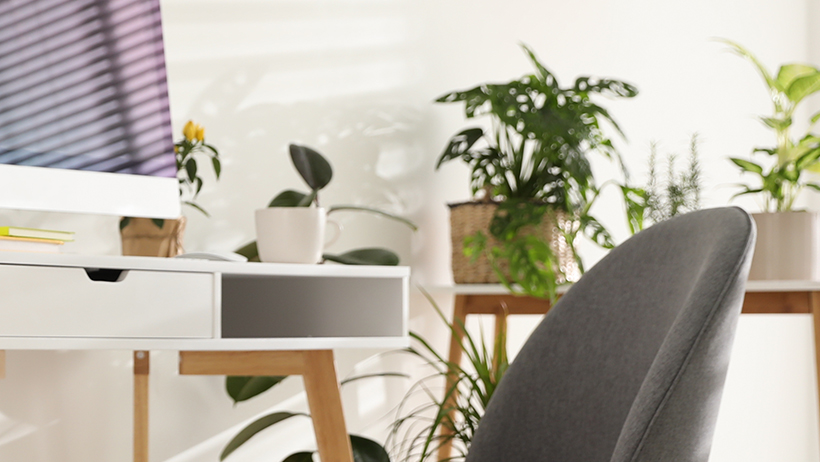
[120,120,221,257]
[619,134,703,234]
[436,44,638,300]
[236,144,416,265]
[388,288,508,462]
[720,39,820,279]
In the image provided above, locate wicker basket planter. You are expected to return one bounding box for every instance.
[448,201,579,284]
[121,217,186,257]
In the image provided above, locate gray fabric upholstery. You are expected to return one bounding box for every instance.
[465,207,756,462]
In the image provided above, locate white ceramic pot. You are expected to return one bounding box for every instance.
[749,211,820,280]
[255,207,340,264]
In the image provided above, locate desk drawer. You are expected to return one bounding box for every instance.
[0,265,214,338]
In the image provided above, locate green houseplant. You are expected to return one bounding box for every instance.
[437,44,638,300]
[221,372,405,462]
[720,39,820,280]
[236,144,416,266]
[619,134,703,234]
[388,289,508,462]
[120,120,222,257]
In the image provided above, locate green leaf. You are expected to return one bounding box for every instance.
[226,376,287,404]
[811,110,820,125]
[183,201,210,217]
[340,372,408,386]
[235,241,260,262]
[289,144,333,191]
[220,412,305,461]
[805,183,820,192]
[730,158,764,174]
[786,71,820,104]
[269,190,311,208]
[212,157,222,179]
[151,218,165,229]
[795,148,820,170]
[350,435,390,462]
[717,38,781,92]
[776,63,818,90]
[323,248,400,266]
[731,187,763,199]
[185,158,197,183]
[436,127,484,169]
[282,452,314,462]
[328,205,417,230]
[759,116,792,131]
[580,215,615,249]
[119,217,131,230]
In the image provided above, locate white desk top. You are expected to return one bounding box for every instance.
[0,253,410,351]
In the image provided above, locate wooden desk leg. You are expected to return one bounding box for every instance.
[438,295,469,462]
[0,350,6,379]
[302,350,353,462]
[134,351,150,462]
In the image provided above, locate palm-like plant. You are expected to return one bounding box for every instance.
[720,39,820,211]
[389,290,508,462]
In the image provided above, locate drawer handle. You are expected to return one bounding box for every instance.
[84,268,128,282]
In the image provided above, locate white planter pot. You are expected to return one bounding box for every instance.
[749,211,820,280]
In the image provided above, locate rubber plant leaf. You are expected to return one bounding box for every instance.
[323,248,400,266]
[289,144,333,191]
[328,205,418,230]
[234,241,260,262]
[220,412,305,461]
[350,435,390,462]
[269,190,312,207]
[226,376,287,404]
[282,452,314,462]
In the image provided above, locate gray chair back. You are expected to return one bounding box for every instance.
[466,207,756,462]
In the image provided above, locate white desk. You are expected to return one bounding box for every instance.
[0,253,409,462]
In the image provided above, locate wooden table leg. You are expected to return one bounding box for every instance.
[178,350,354,462]
[303,350,353,462]
[0,350,6,380]
[438,295,469,462]
[134,351,150,462]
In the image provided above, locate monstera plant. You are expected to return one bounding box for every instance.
[437,44,638,300]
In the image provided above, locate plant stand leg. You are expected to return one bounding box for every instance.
[134,351,150,462]
[811,292,820,455]
[303,350,353,462]
[438,295,469,462]
[178,350,354,462]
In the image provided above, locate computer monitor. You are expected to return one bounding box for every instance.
[0,0,180,219]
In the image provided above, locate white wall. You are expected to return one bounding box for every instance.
[0,0,818,460]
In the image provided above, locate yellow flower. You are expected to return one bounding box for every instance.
[195,125,205,141]
[174,145,179,153]
[182,120,197,141]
